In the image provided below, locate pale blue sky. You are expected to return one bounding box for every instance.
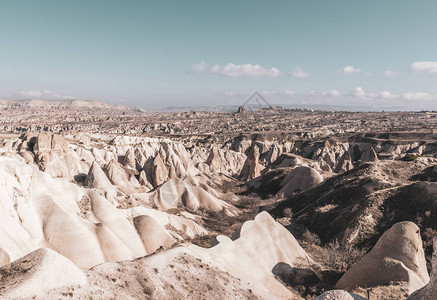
[0,0,437,110]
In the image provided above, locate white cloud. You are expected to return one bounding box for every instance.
[209,63,281,77]
[378,91,399,99]
[220,88,437,104]
[285,90,295,96]
[384,70,399,78]
[188,62,281,77]
[284,88,437,102]
[18,90,75,100]
[346,87,437,101]
[351,86,367,98]
[187,61,207,74]
[402,92,437,101]
[411,61,437,73]
[338,66,361,74]
[259,91,277,98]
[291,67,310,78]
[305,90,342,97]
[19,90,44,97]
[349,87,400,100]
[326,90,341,97]
[317,90,342,97]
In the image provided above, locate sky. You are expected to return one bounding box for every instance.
[0,0,437,110]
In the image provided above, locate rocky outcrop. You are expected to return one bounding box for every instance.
[360,147,379,164]
[408,236,437,299]
[335,151,354,173]
[0,248,86,299]
[237,106,247,114]
[133,215,176,254]
[138,169,153,189]
[0,157,207,270]
[144,155,169,187]
[104,160,140,194]
[239,145,261,180]
[271,159,437,249]
[32,133,69,153]
[0,248,10,267]
[3,247,259,300]
[30,134,89,178]
[189,211,314,299]
[122,148,137,170]
[276,166,323,198]
[204,147,246,176]
[336,221,429,294]
[149,177,238,216]
[85,161,118,198]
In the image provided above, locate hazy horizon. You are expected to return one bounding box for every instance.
[1,0,437,110]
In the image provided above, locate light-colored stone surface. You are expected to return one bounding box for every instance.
[276,166,323,197]
[408,236,437,300]
[336,221,429,294]
[189,211,314,299]
[0,248,86,299]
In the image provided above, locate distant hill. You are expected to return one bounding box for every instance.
[0,99,144,114]
[158,103,416,113]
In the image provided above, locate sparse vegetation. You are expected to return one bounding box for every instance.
[321,241,366,272]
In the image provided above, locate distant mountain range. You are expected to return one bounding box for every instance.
[0,99,429,114]
[158,103,425,113]
[0,99,145,113]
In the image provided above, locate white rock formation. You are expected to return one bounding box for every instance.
[133,215,176,254]
[189,211,314,299]
[0,156,207,270]
[85,161,118,198]
[0,248,86,299]
[149,177,238,216]
[336,221,429,294]
[122,148,137,169]
[204,147,246,176]
[276,166,323,198]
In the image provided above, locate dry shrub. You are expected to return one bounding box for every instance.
[307,240,366,273]
[282,207,293,218]
[322,240,366,272]
[422,227,437,249]
[302,229,321,245]
[422,227,437,272]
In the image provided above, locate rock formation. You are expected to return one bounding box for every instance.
[408,236,437,299]
[144,155,169,187]
[335,151,354,173]
[336,221,429,294]
[1,105,437,299]
[237,106,247,114]
[189,211,315,299]
[360,147,379,164]
[85,161,118,198]
[122,148,137,169]
[149,177,238,216]
[276,166,323,198]
[0,248,86,299]
[271,158,437,249]
[239,145,261,180]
